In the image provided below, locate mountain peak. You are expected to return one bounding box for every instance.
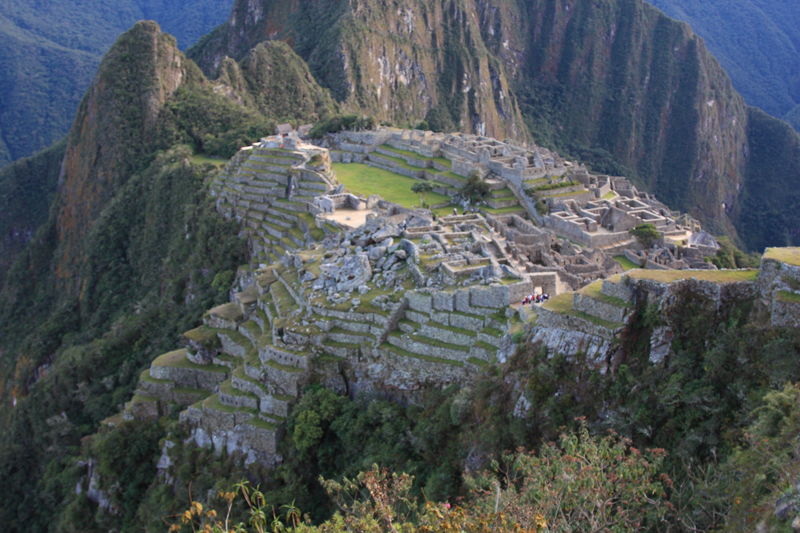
[56,21,194,286]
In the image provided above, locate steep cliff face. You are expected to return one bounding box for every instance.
[511,0,749,236]
[190,0,527,139]
[55,21,197,289]
[190,0,800,251]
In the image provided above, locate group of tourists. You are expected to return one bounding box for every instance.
[452,207,477,216]
[523,293,550,306]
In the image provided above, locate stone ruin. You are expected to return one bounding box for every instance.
[113,127,735,467]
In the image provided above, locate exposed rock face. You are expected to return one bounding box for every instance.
[56,21,192,289]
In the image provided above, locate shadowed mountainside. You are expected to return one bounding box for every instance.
[189,0,800,251]
[645,0,800,128]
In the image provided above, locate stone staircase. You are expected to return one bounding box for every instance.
[378,288,514,371]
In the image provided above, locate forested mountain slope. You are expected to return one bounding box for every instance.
[189,0,800,251]
[0,21,337,531]
[646,0,800,129]
[0,0,234,165]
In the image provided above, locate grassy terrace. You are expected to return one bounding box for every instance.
[542,293,573,313]
[427,320,478,337]
[480,205,526,215]
[203,394,236,414]
[436,170,467,183]
[139,369,172,384]
[776,291,800,304]
[189,153,226,168]
[625,269,759,283]
[568,309,622,329]
[764,248,800,266]
[183,326,225,348]
[614,255,641,271]
[603,191,618,200]
[541,292,621,328]
[151,349,229,373]
[524,177,549,187]
[248,417,278,431]
[241,320,262,339]
[490,187,514,197]
[580,281,631,307]
[473,340,498,352]
[232,365,270,392]
[402,330,470,353]
[207,302,242,322]
[331,163,450,209]
[371,152,424,172]
[219,379,258,400]
[548,189,591,198]
[264,359,304,373]
[379,144,452,168]
[467,357,490,368]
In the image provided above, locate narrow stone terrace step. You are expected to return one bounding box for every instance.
[379,342,464,367]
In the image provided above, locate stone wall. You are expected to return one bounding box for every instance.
[592,182,612,198]
[536,307,618,341]
[407,291,433,313]
[543,215,629,248]
[624,249,644,266]
[527,272,559,295]
[149,364,229,390]
[572,294,628,324]
[259,345,309,370]
[470,284,510,309]
[330,151,367,163]
[601,280,633,303]
[219,333,247,359]
[507,279,533,304]
[758,257,800,295]
[772,295,800,328]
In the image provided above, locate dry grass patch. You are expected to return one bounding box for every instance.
[625,269,758,283]
[764,248,800,267]
[542,292,574,313]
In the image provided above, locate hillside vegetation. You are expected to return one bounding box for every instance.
[646,0,800,129]
[0,22,334,531]
[0,0,234,165]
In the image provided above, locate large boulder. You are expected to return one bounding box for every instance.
[372,225,402,241]
[336,254,372,292]
[368,246,387,261]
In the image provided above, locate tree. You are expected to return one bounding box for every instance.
[629,223,661,248]
[411,180,436,207]
[169,421,668,532]
[462,172,490,204]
